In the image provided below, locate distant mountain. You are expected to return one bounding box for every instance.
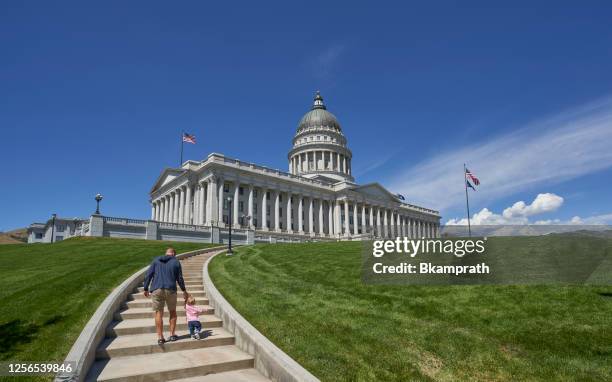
[441,225,612,238]
[0,228,28,244]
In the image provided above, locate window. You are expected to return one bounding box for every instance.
[223,183,229,193]
[254,218,258,227]
[223,200,228,209]
[279,208,283,217]
[266,191,270,199]
[56,225,66,233]
[55,236,64,242]
[267,206,270,215]
[223,215,229,224]
[253,189,258,198]
[239,187,244,195]
[279,194,283,202]
[239,201,244,212]
[35,233,43,239]
[254,203,258,213]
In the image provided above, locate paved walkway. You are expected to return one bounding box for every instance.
[87,250,270,381]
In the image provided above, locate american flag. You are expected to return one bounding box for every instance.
[183,132,196,144]
[465,168,480,186]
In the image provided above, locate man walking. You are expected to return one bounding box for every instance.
[143,247,188,344]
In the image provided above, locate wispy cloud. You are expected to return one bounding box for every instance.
[387,98,612,212]
[353,150,398,177]
[309,44,346,81]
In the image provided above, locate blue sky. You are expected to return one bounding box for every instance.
[2,1,612,231]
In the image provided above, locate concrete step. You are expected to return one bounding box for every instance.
[129,291,206,300]
[107,316,222,336]
[169,368,271,382]
[96,328,235,359]
[135,286,204,293]
[116,305,213,320]
[87,346,254,382]
[124,298,210,308]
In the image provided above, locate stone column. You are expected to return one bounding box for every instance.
[334,201,341,236]
[344,200,350,236]
[343,156,347,174]
[353,203,358,236]
[376,207,381,237]
[318,199,324,235]
[390,211,396,237]
[233,181,240,228]
[328,200,334,236]
[168,192,175,223]
[297,195,304,234]
[200,182,206,225]
[185,185,192,224]
[207,178,217,225]
[336,153,341,172]
[286,192,293,233]
[383,209,388,238]
[163,197,168,222]
[167,194,173,223]
[193,187,199,225]
[308,197,314,235]
[274,190,281,232]
[217,178,225,226]
[361,204,367,234]
[261,188,268,231]
[298,155,302,173]
[248,185,254,229]
[177,187,184,224]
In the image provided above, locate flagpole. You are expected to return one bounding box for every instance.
[464,163,472,238]
[180,130,184,167]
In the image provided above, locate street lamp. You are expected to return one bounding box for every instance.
[94,193,103,215]
[50,213,57,243]
[226,197,233,256]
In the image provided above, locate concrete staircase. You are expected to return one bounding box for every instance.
[87,252,270,382]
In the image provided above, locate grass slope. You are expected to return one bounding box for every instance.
[210,238,612,382]
[0,237,210,374]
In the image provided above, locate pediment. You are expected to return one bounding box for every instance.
[150,168,186,194]
[352,183,400,202]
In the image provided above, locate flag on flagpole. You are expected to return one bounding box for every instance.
[396,193,406,201]
[183,132,196,144]
[465,168,480,185]
[466,180,477,191]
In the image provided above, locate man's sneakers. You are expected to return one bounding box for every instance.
[193,332,200,340]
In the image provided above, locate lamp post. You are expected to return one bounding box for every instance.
[94,193,103,215]
[226,197,233,256]
[50,213,57,243]
[73,218,79,236]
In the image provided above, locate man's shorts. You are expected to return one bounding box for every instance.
[151,288,177,312]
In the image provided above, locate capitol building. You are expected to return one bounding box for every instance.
[149,92,441,241]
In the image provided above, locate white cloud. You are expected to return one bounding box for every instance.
[446,193,564,225]
[567,213,612,225]
[387,98,612,212]
[502,193,564,218]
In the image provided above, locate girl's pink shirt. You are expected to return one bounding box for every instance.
[185,304,203,321]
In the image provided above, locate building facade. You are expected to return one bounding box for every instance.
[149,92,441,240]
[27,216,86,243]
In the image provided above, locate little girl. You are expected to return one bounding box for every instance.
[185,294,204,340]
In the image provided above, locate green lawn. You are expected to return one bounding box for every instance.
[0,237,210,376]
[209,238,612,381]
